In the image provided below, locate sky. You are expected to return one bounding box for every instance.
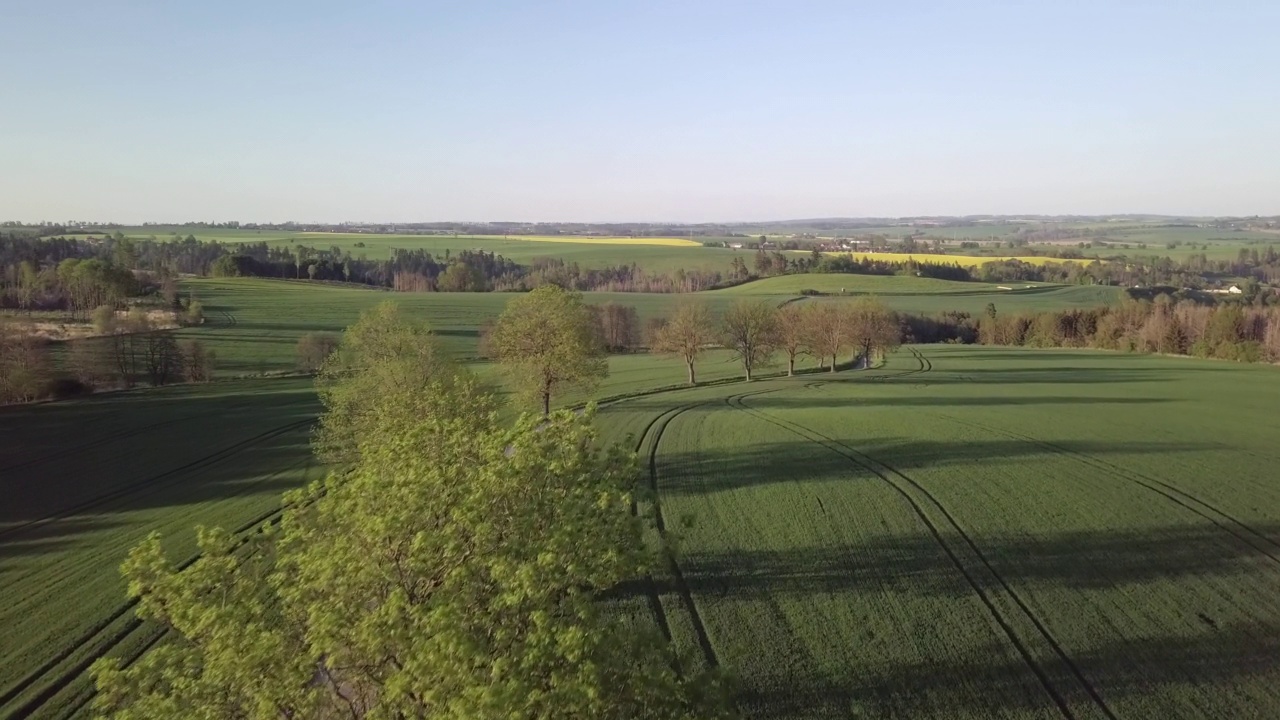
[2,1,1278,223]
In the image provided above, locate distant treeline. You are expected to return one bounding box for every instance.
[5,231,1280,300]
[905,299,1280,364]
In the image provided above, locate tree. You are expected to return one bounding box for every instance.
[185,299,204,326]
[180,340,216,382]
[846,297,900,366]
[802,302,848,372]
[653,301,716,385]
[296,332,341,373]
[314,302,459,466]
[590,302,641,352]
[721,300,778,380]
[91,317,730,720]
[143,332,183,386]
[776,302,811,376]
[68,337,119,389]
[490,285,607,415]
[0,320,52,403]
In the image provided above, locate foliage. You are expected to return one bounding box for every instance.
[313,301,462,466]
[489,285,608,414]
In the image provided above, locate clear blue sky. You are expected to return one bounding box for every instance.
[2,1,1277,223]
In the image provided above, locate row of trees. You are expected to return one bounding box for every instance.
[653,298,901,384]
[93,302,731,718]
[907,298,1280,363]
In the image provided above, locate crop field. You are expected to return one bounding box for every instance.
[175,277,1124,377]
[7,336,1280,717]
[98,227,735,275]
[593,345,1280,718]
[0,378,323,719]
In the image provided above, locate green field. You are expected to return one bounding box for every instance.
[97,228,743,275]
[175,277,1125,377]
[0,378,323,718]
[8,345,1280,717]
[592,346,1280,718]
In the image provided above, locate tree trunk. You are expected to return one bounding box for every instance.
[687,362,696,386]
[745,364,752,381]
[829,354,837,372]
[787,355,795,376]
[542,386,551,416]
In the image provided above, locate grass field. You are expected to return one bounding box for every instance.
[0,378,323,718]
[175,277,1125,377]
[97,228,737,275]
[7,335,1280,712]
[592,345,1280,718]
[7,341,1280,717]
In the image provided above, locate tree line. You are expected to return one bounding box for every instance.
[91,301,734,719]
[904,297,1280,363]
[0,309,214,405]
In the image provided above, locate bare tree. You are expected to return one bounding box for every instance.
[181,340,216,382]
[802,302,848,372]
[847,297,900,366]
[653,301,716,385]
[721,300,777,381]
[297,332,341,373]
[775,302,811,376]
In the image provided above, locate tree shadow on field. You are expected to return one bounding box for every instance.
[651,436,1215,497]
[717,395,1172,410]
[675,522,1280,600]
[733,622,1280,718]
[0,386,323,561]
[625,522,1280,717]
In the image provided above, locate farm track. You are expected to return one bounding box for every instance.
[645,402,720,671]
[0,418,312,544]
[726,381,1116,720]
[1,456,313,720]
[931,412,1280,565]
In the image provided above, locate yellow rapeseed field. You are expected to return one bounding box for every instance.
[470,234,703,247]
[830,251,1055,266]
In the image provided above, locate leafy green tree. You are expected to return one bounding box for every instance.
[653,300,716,385]
[490,285,607,415]
[313,301,460,466]
[721,300,777,380]
[91,313,729,719]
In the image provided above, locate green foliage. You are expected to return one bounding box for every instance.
[490,285,608,414]
[312,301,467,466]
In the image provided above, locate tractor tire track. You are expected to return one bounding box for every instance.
[933,412,1280,565]
[1,457,312,718]
[727,393,1114,720]
[646,402,720,670]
